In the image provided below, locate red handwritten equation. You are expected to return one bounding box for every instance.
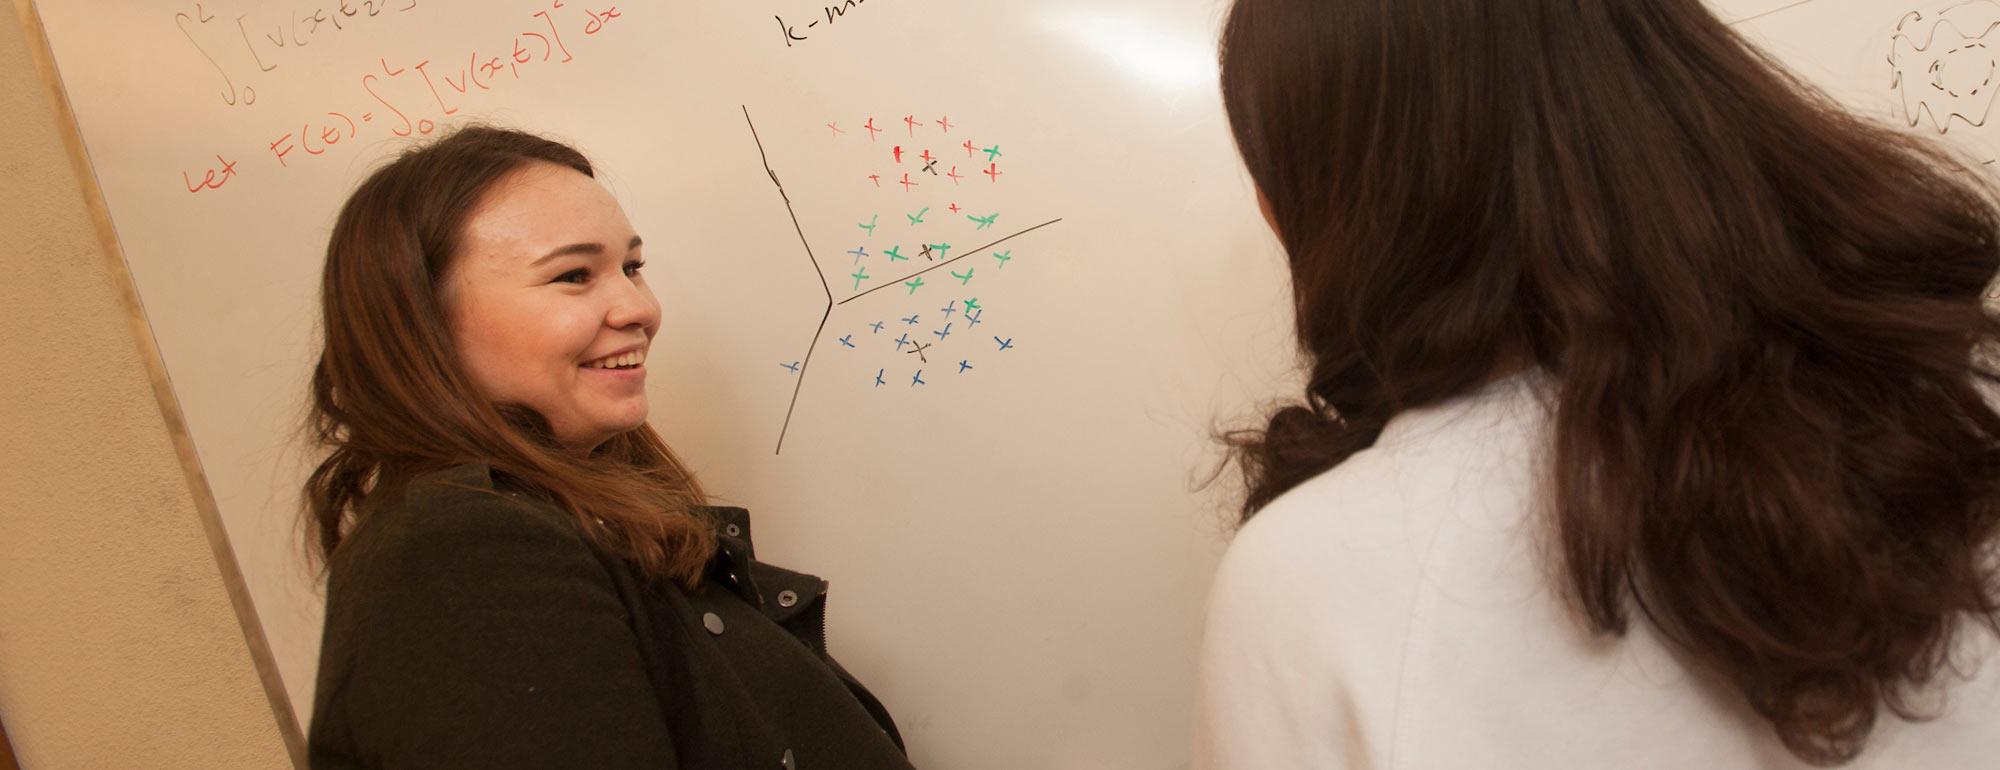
[178,1,624,194]
[176,0,424,109]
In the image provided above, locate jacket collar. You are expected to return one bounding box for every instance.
[419,463,828,624]
[702,506,828,626]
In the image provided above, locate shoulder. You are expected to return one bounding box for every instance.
[325,463,606,607]
[309,465,692,766]
[1197,375,1556,764]
[316,463,639,677]
[341,463,582,557]
[1208,372,1554,647]
[1205,451,1433,658]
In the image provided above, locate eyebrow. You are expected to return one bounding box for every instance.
[529,235,645,268]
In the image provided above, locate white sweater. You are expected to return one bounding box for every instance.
[1194,373,2000,770]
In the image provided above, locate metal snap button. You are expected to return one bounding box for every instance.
[777,590,799,608]
[703,612,726,635]
[725,523,743,537]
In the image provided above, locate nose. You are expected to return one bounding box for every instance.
[606,271,661,334]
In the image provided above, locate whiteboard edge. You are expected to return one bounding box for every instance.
[10,1,310,764]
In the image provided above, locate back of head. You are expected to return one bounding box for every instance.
[1220,0,2000,762]
[307,125,713,587]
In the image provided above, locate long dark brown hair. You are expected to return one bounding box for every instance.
[1220,0,2000,763]
[305,125,714,588]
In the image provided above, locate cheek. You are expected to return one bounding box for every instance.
[452,293,594,398]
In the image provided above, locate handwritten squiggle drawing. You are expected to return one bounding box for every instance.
[1889,2,2000,134]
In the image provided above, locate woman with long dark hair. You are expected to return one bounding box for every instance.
[303,126,914,768]
[1197,0,2000,767]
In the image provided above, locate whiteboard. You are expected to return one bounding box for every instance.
[33,1,1296,766]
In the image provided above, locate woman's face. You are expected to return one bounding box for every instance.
[444,161,660,452]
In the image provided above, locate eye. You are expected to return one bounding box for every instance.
[553,267,589,284]
[623,259,646,277]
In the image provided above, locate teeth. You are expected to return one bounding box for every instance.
[585,350,645,369]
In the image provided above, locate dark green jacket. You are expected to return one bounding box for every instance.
[307,464,914,769]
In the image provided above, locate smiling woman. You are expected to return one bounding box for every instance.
[302,126,917,769]
[443,163,661,454]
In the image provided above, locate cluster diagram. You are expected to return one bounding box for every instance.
[742,107,1064,453]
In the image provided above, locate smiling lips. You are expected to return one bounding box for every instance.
[582,349,646,369]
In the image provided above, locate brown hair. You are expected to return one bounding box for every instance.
[305,125,714,588]
[1220,0,2000,763]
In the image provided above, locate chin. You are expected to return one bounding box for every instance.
[565,410,652,451]
[603,410,652,437]
[600,398,651,426]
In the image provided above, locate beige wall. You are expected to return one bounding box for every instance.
[0,4,299,768]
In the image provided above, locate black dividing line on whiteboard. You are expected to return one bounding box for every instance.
[837,218,1066,305]
[743,105,832,456]
[1729,0,1825,26]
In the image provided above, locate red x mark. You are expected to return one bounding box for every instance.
[949,202,962,214]
[864,118,883,140]
[920,149,936,165]
[963,139,977,157]
[937,115,953,132]
[868,174,882,188]
[900,173,920,192]
[828,122,845,136]
[947,166,965,184]
[984,163,1003,182]
[904,115,921,135]
[893,145,905,164]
